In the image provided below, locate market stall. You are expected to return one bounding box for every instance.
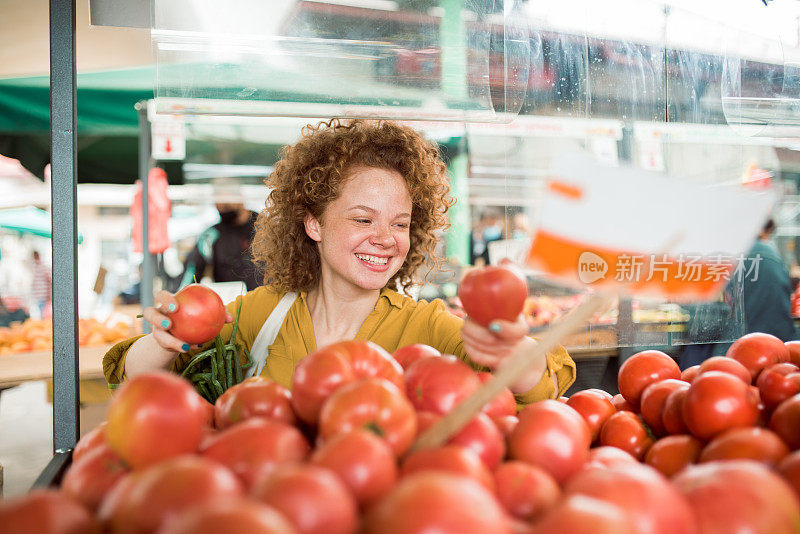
[6,0,800,532]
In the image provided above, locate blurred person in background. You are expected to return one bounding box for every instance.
[178,178,260,291]
[741,218,798,341]
[30,250,51,318]
[470,209,504,266]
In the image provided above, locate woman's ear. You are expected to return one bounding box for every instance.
[304,213,322,242]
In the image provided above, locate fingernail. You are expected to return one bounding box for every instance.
[161,319,170,329]
[167,303,177,313]
[489,322,502,333]
[181,343,190,352]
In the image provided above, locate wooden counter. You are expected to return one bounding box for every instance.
[0,345,108,389]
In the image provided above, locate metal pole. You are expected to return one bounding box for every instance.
[138,103,154,332]
[49,0,79,452]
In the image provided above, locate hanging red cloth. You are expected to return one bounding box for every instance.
[131,167,171,254]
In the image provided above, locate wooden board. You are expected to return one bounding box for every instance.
[0,345,108,389]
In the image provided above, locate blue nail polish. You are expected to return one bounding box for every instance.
[489,322,502,333]
[161,319,170,329]
[168,303,177,312]
[181,343,190,352]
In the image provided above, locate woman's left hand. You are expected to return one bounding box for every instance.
[461,315,548,394]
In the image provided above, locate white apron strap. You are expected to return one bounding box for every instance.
[246,291,298,379]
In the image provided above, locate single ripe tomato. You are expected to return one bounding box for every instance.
[155,499,296,534]
[639,379,690,437]
[662,387,690,435]
[777,450,800,500]
[167,284,227,344]
[681,365,700,383]
[105,371,208,469]
[599,410,654,461]
[507,400,591,484]
[581,446,639,472]
[530,495,636,534]
[402,445,495,492]
[566,389,617,443]
[72,422,107,464]
[458,264,528,327]
[61,443,128,512]
[756,363,800,412]
[700,427,789,467]
[0,490,99,534]
[673,460,800,534]
[682,371,760,441]
[476,371,518,418]
[416,411,505,470]
[252,464,358,534]
[697,356,752,385]
[769,394,800,449]
[201,418,310,490]
[404,355,482,415]
[785,341,800,367]
[391,343,440,369]
[726,332,789,382]
[644,435,703,478]
[291,340,404,425]
[310,429,399,508]
[618,350,681,408]
[214,377,296,429]
[493,461,560,521]
[319,378,417,456]
[363,472,511,534]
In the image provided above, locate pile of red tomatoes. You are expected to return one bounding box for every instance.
[4,332,800,534]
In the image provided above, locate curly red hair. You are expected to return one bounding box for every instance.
[251,118,454,294]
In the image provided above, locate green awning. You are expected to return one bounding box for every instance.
[0,206,83,242]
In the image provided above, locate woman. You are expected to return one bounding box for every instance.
[104,119,575,402]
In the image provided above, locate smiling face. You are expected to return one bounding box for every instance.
[304,166,412,293]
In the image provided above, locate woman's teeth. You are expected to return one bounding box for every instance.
[356,254,388,265]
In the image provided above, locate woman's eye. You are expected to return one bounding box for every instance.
[395,223,410,229]
[354,218,371,224]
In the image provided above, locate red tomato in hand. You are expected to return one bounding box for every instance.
[673,460,800,534]
[402,445,494,492]
[458,264,528,327]
[599,411,654,461]
[700,427,789,467]
[508,400,591,484]
[291,340,404,425]
[252,464,358,534]
[319,378,417,456]
[639,379,689,437]
[155,500,296,534]
[756,363,800,411]
[105,371,207,469]
[167,284,227,344]
[644,435,703,477]
[391,343,440,369]
[769,394,800,449]
[404,355,482,415]
[0,490,99,534]
[566,389,617,443]
[618,350,681,408]
[201,418,310,489]
[363,472,511,534]
[697,356,752,385]
[682,371,760,440]
[493,461,560,521]
[726,332,789,381]
[214,378,296,429]
[310,429,398,508]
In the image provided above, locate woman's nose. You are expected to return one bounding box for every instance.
[370,226,396,247]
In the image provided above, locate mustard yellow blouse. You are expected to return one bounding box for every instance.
[103,286,576,403]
